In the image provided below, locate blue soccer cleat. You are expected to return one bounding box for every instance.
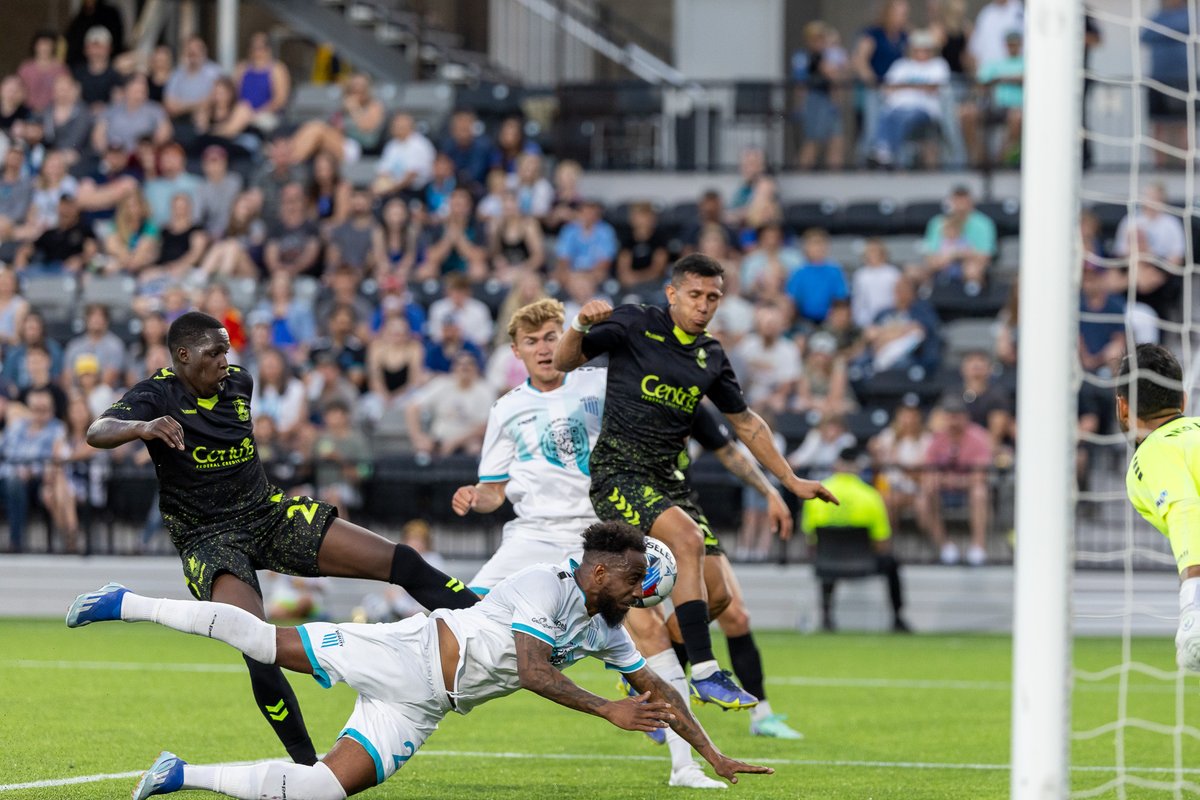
[131,751,186,799]
[65,583,128,628]
[689,670,759,711]
[618,675,666,744]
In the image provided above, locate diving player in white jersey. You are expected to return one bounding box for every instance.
[67,522,772,800]
[454,298,607,594]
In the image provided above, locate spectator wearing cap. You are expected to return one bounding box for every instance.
[71,26,123,110]
[14,193,96,274]
[857,275,941,376]
[440,109,493,189]
[554,198,619,290]
[868,28,950,169]
[65,0,125,67]
[326,190,383,274]
[733,303,803,418]
[920,185,997,293]
[194,145,242,237]
[72,352,115,418]
[405,349,494,458]
[1,385,66,552]
[143,143,201,227]
[801,444,911,633]
[372,113,436,201]
[918,395,993,566]
[427,273,494,348]
[793,331,856,418]
[787,228,849,326]
[0,147,33,246]
[417,187,487,282]
[42,74,92,163]
[63,303,125,388]
[851,238,902,329]
[309,304,368,392]
[163,36,223,120]
[264,182,322,278]
[868,401,931,534]
[92,72,172,153]
[18,31,69,115]
[233,33,291,134]
[960,29,1024,168]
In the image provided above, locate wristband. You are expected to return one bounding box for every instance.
[571,316,591,334]
[1182,577,1200,610]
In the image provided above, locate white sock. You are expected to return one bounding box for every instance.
[690,659,719,680]
[750,699,774,722]
[646,650,695,771]
[121,593,276,664]
[183,761,347,800]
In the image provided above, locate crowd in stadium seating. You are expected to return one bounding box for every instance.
[0,0,1171,564]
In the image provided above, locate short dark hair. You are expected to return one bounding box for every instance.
[581,521,646,559]
[1117,343,1184,419]
[168,311,224,353]
[670,254,725,285]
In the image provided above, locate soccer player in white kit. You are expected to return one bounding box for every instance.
[453,299,607,594]
[66,522,773,800]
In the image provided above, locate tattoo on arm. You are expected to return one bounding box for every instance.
[627,668,714,754]
[715,444,774,498]
[515,633,610,716]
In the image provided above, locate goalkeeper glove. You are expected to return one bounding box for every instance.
[1176,578,1200,672]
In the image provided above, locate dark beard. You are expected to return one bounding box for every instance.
[597,595,630,627]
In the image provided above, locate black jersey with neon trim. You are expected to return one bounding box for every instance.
[100,366,271,542]
[581,304,747,483]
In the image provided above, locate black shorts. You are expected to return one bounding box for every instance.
[176,491,339,601]
[590,473,724,555]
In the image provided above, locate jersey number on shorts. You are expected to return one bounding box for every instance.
[271,492,319,525]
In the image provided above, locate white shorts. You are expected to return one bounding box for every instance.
[297,615,452,785]
[468,517,592,593]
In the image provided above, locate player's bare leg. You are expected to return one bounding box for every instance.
[316,518,478,610]
[650,508,756,709]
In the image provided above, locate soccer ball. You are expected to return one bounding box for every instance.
[636,539,678,608]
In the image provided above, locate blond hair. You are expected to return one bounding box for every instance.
[508,297,565,341]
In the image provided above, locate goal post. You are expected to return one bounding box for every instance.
[1011,1,1083,797]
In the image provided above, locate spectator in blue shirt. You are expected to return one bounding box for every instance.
[440,109,492,189]
[786,228,849,325]
[1142,0,1193,167]
[423,315,484,374]
[2,386,65,552]
[857,275,941,376]
[554,199,618,289]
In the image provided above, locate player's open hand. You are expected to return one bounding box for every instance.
[602,692,674,732]
[786,475,839,505]
[451,485,478,516]
[577,300,613,328]
[139,416,185,450]
[766,492,794,540]
[706,753,775,784]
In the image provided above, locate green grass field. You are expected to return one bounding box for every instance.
[1,619,1198,799]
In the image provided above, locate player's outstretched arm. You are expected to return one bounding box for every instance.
[451,482,507,516]
[626,666,775,784]
[725,409,839,507]
[713,443,794,540]
[515,632,674,731]
[86,416,185,450]
[552,300,612,373]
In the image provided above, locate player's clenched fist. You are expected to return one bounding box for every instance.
[139,416,185,450]
[576,300,613,329]
[451,485,478,516]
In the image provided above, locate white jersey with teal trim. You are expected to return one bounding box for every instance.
[432,560,645,715]
[476,366,607,525]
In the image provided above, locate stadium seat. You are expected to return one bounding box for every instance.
[224,277,260,314]
[845,408,891,442]
[941,318,997,363]
[877,235,923,265]
[772,412,813,450]
[840,199,902,236]
[976,199,1020,237]
[1088,201,1127,238]
[827,236,862,267]
[21,273,79,324]
[812,526,877,579]
[996,236,1021,273]
[899,200,945,235]
[785,200,840,234]
[928,279,1009,322]
[80,275,137,321]
[854,367,945,410]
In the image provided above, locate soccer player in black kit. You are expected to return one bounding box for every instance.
[553,254,838,707]
[84,311,478,765]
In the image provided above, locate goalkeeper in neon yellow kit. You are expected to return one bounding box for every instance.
[1118,343,1200,670]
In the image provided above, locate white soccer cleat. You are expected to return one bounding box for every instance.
[669,762,727,790]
